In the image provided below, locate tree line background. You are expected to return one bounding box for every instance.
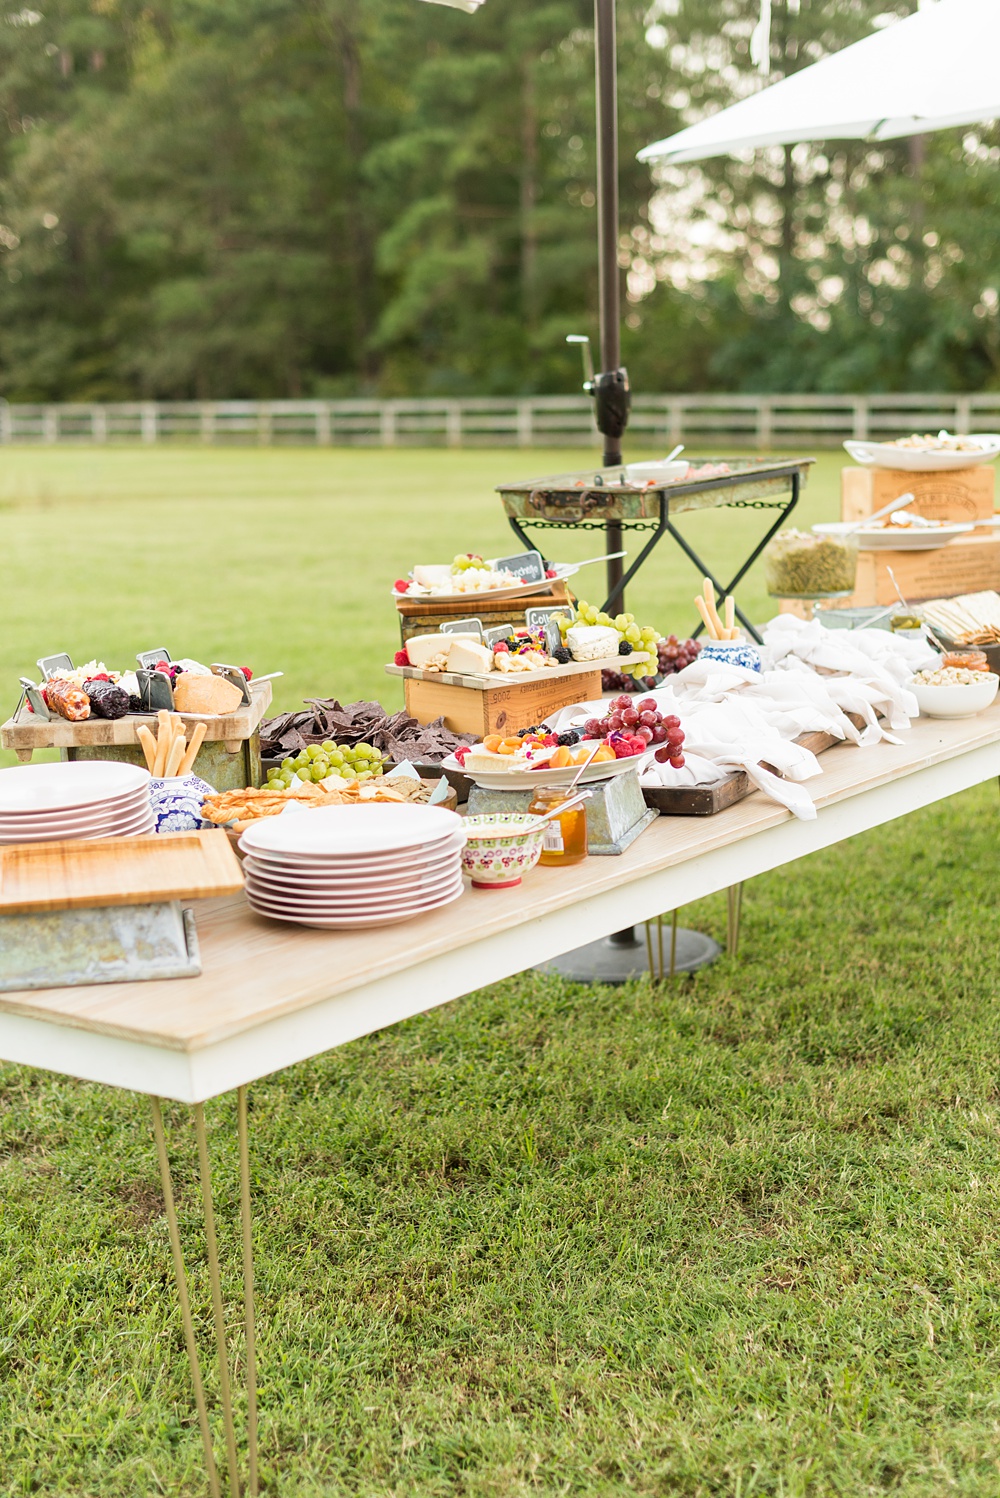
[0,0,996,402]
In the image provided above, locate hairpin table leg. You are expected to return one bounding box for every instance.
[727,882,745,958]
[150,1098,222,1498]
[152,1093,259,1497]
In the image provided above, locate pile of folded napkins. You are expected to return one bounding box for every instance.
[546,616,937,821]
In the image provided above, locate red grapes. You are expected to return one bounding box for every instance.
[582,696,685,766]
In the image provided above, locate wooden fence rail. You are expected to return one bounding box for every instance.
[1,394,999,449]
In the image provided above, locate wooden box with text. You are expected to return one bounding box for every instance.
[836,533,1000,607]
[841,465,995,524]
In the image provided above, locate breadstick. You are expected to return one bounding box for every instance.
[724,595,735,636]
[706,589,725,640]
[694,594,718,639]
[178,721,207,776]
[153,713,171,776]
[164,731,186,778]
[136,725,157,772]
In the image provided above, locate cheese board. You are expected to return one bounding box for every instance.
[0,829,243,915]
[384,653,648,690]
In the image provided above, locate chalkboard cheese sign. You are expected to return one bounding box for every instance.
[526,605,574,655]
[483,624,515,648]
[490,549,545,585]
[136,647,172,669]
[440,618,485,641]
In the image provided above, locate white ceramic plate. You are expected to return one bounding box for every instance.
[244,869,462,913]
[242,854,461,893]
[843,437,1000,470]
[389,572,562,602]
[0,814,157,845]
[451,749,646,792]
[247,879,465,929]
[0,762,151,815]
[812,520,974,552]
[239,827,466,872]
[0,788,152,831]
[238,803,461,858]
[908,674,999,718]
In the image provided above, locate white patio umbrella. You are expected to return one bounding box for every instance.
[639,0,1000,166]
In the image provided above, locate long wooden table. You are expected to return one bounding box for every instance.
[2,705,999,1497]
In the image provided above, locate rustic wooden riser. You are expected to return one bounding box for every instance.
[402,671,603,737]
[1,681,272,761]
[642,721,867,816]
[395,582,575,641]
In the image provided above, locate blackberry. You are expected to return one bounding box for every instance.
[552,646,571,664]
[618,640,633,656]
[126,694,144,714]
[557,731,580,746]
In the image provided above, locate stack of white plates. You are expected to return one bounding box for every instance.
[239,803,466,929]
[0,761,155,844]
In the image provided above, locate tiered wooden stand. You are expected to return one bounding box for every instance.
[384,657,640,737]
[395,581,575,643]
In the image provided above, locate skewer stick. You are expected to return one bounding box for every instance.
[136,725,157,772]
[694,595,718,638]
[178,722,207,776]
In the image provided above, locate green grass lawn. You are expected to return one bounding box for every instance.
[2,447,998,1497]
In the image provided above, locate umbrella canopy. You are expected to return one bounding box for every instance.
[639,0,1000,165]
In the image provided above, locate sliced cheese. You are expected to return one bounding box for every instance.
[404,632,478,669]
[446,639,494,675]
[172,672,244,715]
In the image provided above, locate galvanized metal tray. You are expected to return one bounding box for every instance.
[497,456,813,526]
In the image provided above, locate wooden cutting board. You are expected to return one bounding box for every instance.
[0,830,244,915]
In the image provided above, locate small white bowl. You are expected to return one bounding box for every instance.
[624,461,688,486]
[909,674,999,719]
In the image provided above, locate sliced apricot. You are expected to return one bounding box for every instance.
[497,741,517,755]
[593,746,615,763]
[483,734,503,753]
[550,746,572,768]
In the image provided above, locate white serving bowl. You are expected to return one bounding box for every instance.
[624,461,689,486]
[909,673,999,719]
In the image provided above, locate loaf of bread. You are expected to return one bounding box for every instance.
[171,672,244,715]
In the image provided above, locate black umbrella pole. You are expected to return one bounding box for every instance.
[594,0,624,605]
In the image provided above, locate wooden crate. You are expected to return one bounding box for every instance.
[832,534,1000,607]
[841,465,995,524]
[400,670,602,737]
[395,582,575,642]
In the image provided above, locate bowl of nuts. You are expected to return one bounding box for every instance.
[908,666,999,719]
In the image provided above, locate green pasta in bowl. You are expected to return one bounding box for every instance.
[763,529,858,600]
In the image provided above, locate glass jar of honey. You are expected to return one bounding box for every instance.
[527,785,588,866]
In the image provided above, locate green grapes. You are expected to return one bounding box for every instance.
[564,599,665,678]
[265,741,388,789]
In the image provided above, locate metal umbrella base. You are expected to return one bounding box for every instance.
[536,920,720,983]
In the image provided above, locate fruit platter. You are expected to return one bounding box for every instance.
[443,696,687,791]
[393,551,571,602]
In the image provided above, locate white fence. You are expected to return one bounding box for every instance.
[2,393,999,448]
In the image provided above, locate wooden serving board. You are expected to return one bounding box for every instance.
[642,723,863,817]
[385,653,649,690]
[0,830,244,915]
[1,681,272,762]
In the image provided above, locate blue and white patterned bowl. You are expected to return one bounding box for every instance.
[699,640,762,673]
[150,773,216,833]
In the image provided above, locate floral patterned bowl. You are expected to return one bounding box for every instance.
[150,773,216,833]
[461,813,545,889]
[698,639,762,672]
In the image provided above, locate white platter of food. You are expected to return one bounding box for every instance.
[843,434,1000,471]
[392,559,575,602]
[812,519,975,552]
[440,748,647,791]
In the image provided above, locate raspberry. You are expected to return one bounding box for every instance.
[240,666,253,681]
[494,641,510,653]
[393,579,409,593]
[545,567,557,579]
[394,650,409,666]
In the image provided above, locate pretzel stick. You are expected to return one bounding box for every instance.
[178,721,207,776]
[136,725,157,772]
[724,595,735,636]
[694,595,718,638]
